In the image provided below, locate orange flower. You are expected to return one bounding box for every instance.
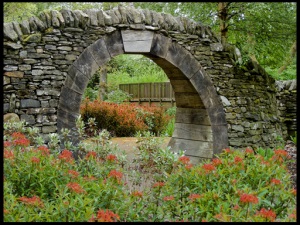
[106,154,117,162]
[188,193,202,202]
[37,145,50,156]
[85,151,97,159]
[185,164,193,170]
[234,156,243,164]
[58,149,74,163]
[31,157,40,164]
[4,141,11,148]
[274,149,288,157]
[163,195,175,201]
[14,138,30,147]
[291,188,296,196]
[84,176,97,181]
[4,209,9,214]
[212,158,222,166]
[4,150,14,160]
[108,170,123,182]
[18,196,44,208]
[240,193,259,204]
[245,148,254,154]
[270,178,281,185]
[153,182,165,188]
[202,163,216,172]
[232,204,240,210]
[67,182,86,194]
[255,208,276,222]
[132,191,143,198]
[95,209,120,222]
[223,148,232,153]
[68,170,79,178]
[178,156,190,165]
[12,132,26,140]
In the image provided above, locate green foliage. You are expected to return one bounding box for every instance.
[105,89,132,104]
[289,132,297,146]
[265,63,296,80]
[106,54,168,92]
[82,87,98,101]
[4,123,296,222]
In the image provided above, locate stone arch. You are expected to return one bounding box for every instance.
[57,29,228,163]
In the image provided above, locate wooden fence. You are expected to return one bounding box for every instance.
[119,82,176,107]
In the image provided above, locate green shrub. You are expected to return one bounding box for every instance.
[105,89,132,104]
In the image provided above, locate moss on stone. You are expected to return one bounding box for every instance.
[45,27,54,34]
[22,33,41,43]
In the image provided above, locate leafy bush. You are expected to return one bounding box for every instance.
[80,99,172,137]
[3,121,296,222]
[105,89,132,104]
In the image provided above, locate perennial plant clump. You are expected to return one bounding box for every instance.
[3,121,296,222]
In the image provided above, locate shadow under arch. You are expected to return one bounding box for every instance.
[57,30,228,164]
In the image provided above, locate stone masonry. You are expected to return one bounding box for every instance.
[3,5,297,163]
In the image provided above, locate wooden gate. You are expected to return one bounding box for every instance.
[119,82,175,108]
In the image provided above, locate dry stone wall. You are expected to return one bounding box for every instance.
[3,6,296,152]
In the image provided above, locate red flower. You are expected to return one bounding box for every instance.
[14,138,30,147]
[245,148,254,154]
[67,182,86,194]
[84,176,97,181]
[234,156,243,164]
[95,209,120,222]
[274,149,288,157]
[18,196,44,208]
[68,170,79,178]
[37,145,50,156]
[202,164,216,172]
[12,132,26,140]
[240,193,259,204]
[4,150,14,160]
[272,149,289,163]
[108,170,123,182]
[223,148,232,153]
[4,141,11,148]
[232,204,240,210]
[256,208,276,222]
[270,178,281,185]
[31,157,40,164]
[188,193,202,202]
[153,182,165,188]
[106,154,117,162]
[58,149,74,163]
[132,191,143,198]
[85,151,97,159]
[178,156,190,165]
[185,164,193,170]
[212,158,222,166]
[163,195,175,201]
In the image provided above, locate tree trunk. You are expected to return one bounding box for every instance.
[278,41,296,74]
[218,2,229,47]
[98,66,107,101]
[247,31,258,63]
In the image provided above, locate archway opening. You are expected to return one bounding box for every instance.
[57,30,228,164]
